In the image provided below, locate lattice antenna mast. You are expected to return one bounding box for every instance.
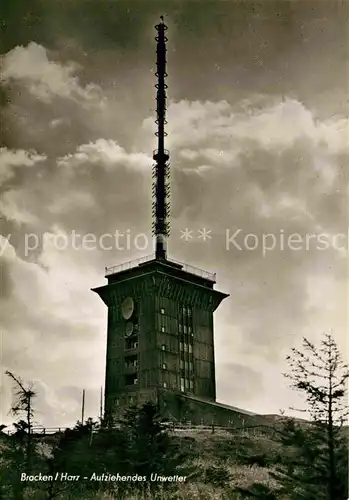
[152,16,170,260]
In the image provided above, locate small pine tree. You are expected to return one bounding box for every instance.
[5,371,36,475]
[44,418,102,499]
[1,373,40,500]
[119,402,184,483]
[271,334,348,500]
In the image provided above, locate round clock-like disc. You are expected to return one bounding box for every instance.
[125,322,134,337]
[121,297,134,320]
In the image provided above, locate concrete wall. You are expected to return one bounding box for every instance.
[159,391,266,427]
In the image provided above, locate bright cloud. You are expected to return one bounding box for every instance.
[1,42,103,105]
[143,98,349,155]
[57,139,153,172]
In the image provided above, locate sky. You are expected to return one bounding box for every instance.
[0,0,348,429]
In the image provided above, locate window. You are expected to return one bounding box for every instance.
[180,342,183,350]
[189,344,192,354]
[184,343,188,352]
[180,360,184,369]
[160,308,165,315]
[129,396,134,404]
[189,362,193,371]
[162,363,167,369]
[182,306,192,316]
[116,398,120,406]
[180,378,185,392]
[189,380,193,390]
[183,325,187,334]
[125,357,138,369]
[161,344,166,351]
[134,378,138,385]
[178,324,182,332]
[161,326,165,332]
[163,382,167,388]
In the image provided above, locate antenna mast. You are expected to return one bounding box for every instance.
[81,389,85,425]
[152,16,170,260]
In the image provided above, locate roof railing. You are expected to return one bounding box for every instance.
[105,254,216,282]
[105,254,155,276]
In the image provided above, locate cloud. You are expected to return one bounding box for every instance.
[0,189,40,225]
[142,97,348,156]
[1,42,104,106]
[57,139,152,172]
[49,118,71,129]
[0,140,153,242]
[0,233,106,426]
[0,147,46,186]
[48,191,95,215]
[141,99,347,242]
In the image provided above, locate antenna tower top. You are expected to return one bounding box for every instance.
[152,17,170,260]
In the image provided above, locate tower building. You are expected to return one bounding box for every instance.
[93,18,258,425]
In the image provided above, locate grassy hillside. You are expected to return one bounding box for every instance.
[0,424,284,499]
[1,418,347,499]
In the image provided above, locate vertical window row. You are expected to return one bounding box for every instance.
[159,303,171,389]
[179,305,194,393]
